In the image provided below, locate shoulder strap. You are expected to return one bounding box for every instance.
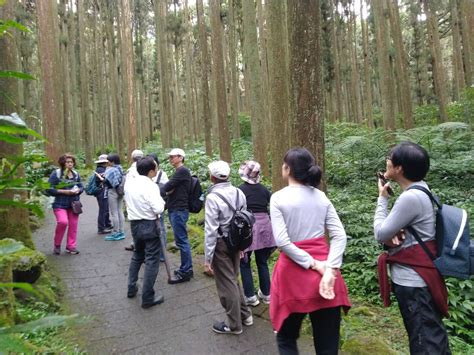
[405,226,436,261]
[407,185,442,209]
[405,185,438,261]
[157,170,163,185]
[56,168,62,179]
[213,191,237,213]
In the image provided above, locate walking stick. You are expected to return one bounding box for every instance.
[157,219,172,282]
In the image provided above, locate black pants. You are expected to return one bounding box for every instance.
[276,307,341,355]
[96,189,111,232]
[393,283,451,355]
[128,220,161,304]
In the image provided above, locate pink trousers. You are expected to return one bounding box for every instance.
[53,208,79,249]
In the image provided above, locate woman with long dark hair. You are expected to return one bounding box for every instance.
[46,153,83,255]
[270,148,351,354]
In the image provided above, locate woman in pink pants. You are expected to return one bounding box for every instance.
[46,153,83,255]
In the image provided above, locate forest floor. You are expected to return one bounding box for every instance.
[33,195,314,354]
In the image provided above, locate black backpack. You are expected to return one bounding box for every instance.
[213,190,256,252]
[188,175,204,213]
[406,185,473,280]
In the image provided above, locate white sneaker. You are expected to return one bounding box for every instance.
[244,295,260,307]
[258,290,270,304]
[243,315,253,326]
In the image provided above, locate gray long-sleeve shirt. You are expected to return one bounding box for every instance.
[204,182,246,264]
[374,181,435,287]
[269,185,347,269]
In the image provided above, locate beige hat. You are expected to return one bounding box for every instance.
[167,148,185,157]
[131,149,144,160]
[208,160,230,180]
[94,154,109,164]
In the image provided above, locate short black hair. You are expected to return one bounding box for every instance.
[283,147,322,188]
[107,153,121,165]
[147,153,160,166]
[137,156,156,176]
[388,142,430,181]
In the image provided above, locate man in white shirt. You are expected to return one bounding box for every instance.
[124,156,166,309]
[124,149,145,251]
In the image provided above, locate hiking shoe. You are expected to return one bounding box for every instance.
[243,315,253,326]
[127,285,138,298]
[53,246,61,255]
[245,295,260,307]
[105,232,125,241]
[66,248,80,255]
[212,321,242,335]
[258,290,270,304]
[114,232,125,241]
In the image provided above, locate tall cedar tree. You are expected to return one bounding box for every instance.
[288,0,325,187]
[210,0,231,162]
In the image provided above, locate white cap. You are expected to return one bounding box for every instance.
[131,149,144,160]
[167,148,185,157]
[208,160,230,180]
[94,154,109,164]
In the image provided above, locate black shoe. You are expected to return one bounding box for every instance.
[141,295,164,308]
[127,285,138,298]
[174,269,194,278]
[125,244,135,251]
[168,272,191,284]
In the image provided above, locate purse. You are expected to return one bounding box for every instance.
[71,200,83,215]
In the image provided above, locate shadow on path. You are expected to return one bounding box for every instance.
[33,195,314,354]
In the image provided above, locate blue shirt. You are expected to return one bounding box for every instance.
[46,168,83,209]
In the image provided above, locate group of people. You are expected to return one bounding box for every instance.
[47,142,451,354]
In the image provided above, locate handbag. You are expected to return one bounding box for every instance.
[71,200,83,215]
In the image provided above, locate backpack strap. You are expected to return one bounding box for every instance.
[407,185,442,209]
[156,170,163,185]
[212,191,237,213]
[405,185,438,261]
[405,226,436,261]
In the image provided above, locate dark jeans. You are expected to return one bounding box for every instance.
[240,247,274,297]
[168,209,192,274]
[128,220,161,304]
[96,190,111,232]
[276,307,341,355]
[393,283,451,355]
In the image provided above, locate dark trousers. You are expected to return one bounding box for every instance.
[240,247,274,297]
[128,220,161,304]
[276,307,341,355]
[393,283,451,355]
[212,238,252,331]
[96,190,111,232]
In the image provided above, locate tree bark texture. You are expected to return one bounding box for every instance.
[266,0,290,191]
[287,0,325,179]
[36,0,66,159]
[210,0,231,162]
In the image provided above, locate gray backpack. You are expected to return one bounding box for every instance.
[407,186,473,280]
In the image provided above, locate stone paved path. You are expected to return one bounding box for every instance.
[34,195,313,354]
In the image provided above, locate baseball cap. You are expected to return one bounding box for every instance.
[167,148,185,157]
[208,160,230,180]
[131,149,144,159]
